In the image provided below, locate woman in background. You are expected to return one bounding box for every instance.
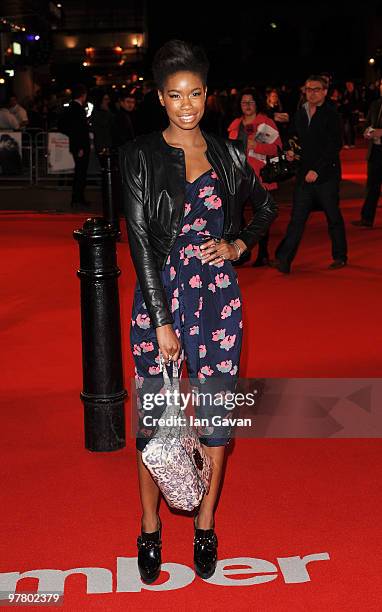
[228,88,282,267]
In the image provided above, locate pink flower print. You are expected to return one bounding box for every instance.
[190,325,199,335]
[191,218,207,231]
[136,313,151,329]
[181,313,185,323]
[194,296,203,317]
[180,247,185,260]
[184,257,190,265]
[199,185,214,198]
[170,266,176,280]
[211,170,218,179]
[140,342,154,353]
[230,365,238,376]
[229,298,241,310]
[181,223,191,233]
[195,245,203,260]
[149,365,161,375]
[212,328,226,341]
[135,373,144,389]
[173,288,179,298]
[220,334,236,351]
[204,195,222,210]
[154,354,161,364]
[133,344,142,356]
[221,305,232,319]
[201,365,214,376]
[239,320,243,329]
[198,372,206,383]
[189,274,202,288]
[216,360,232,373]
[171,297,179,312]
[185,244,195,258]
[131,319,136,327]
[208,283,216,293]
[175,328,181,338]
[215,273,231,289]
[184,202,191,216]
[199,345,207,358]
[166,255,171,265]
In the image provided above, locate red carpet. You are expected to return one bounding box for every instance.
[1,146,382,610]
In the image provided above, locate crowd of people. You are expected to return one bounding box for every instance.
[0,74,381,264]
[0,77,380,139]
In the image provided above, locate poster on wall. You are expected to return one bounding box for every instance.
[47,132,75,174]
[0,132,22,175]
[47,132,101,174]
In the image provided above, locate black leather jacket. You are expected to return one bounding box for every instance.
[119,130,277,328]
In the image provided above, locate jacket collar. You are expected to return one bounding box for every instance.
[157,128,229,182]
[156,129,230,225]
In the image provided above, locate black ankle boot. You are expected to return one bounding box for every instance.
[193,515,218,579]
[137,517,162,584]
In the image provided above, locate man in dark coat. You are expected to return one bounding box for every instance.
[113,92,136,147]
[273,75,348,273]
[352,80,382,228]
[58,84,90,207]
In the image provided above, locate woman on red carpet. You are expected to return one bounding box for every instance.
[119,39,277,584]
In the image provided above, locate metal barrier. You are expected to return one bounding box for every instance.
[0,130,33,186]
[35,131,102,188]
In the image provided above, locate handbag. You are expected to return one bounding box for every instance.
[141,357,213,511]
[260,146,298,183]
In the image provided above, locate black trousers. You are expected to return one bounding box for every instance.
[342,117,356,146]
[360,145,382,224]
[276,178,347,266]
[71,148,90,204]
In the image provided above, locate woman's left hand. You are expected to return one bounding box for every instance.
[199,239,237,265]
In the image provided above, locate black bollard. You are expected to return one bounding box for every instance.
[98,148,121,233]
[73,217,127,452]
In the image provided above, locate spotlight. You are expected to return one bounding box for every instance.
[368,58,375,65]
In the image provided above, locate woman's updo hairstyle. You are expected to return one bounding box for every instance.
[152,39,209,91]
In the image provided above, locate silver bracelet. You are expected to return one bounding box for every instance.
[232,241,242,261]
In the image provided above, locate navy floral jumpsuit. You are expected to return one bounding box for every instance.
[131,167,243,450]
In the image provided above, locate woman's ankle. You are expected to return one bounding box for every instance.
[141,513,160,533]
[195,511,214,530]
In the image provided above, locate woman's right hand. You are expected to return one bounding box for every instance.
[156,324,181,363]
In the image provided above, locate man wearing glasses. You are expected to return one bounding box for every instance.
[272,75,347,273]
